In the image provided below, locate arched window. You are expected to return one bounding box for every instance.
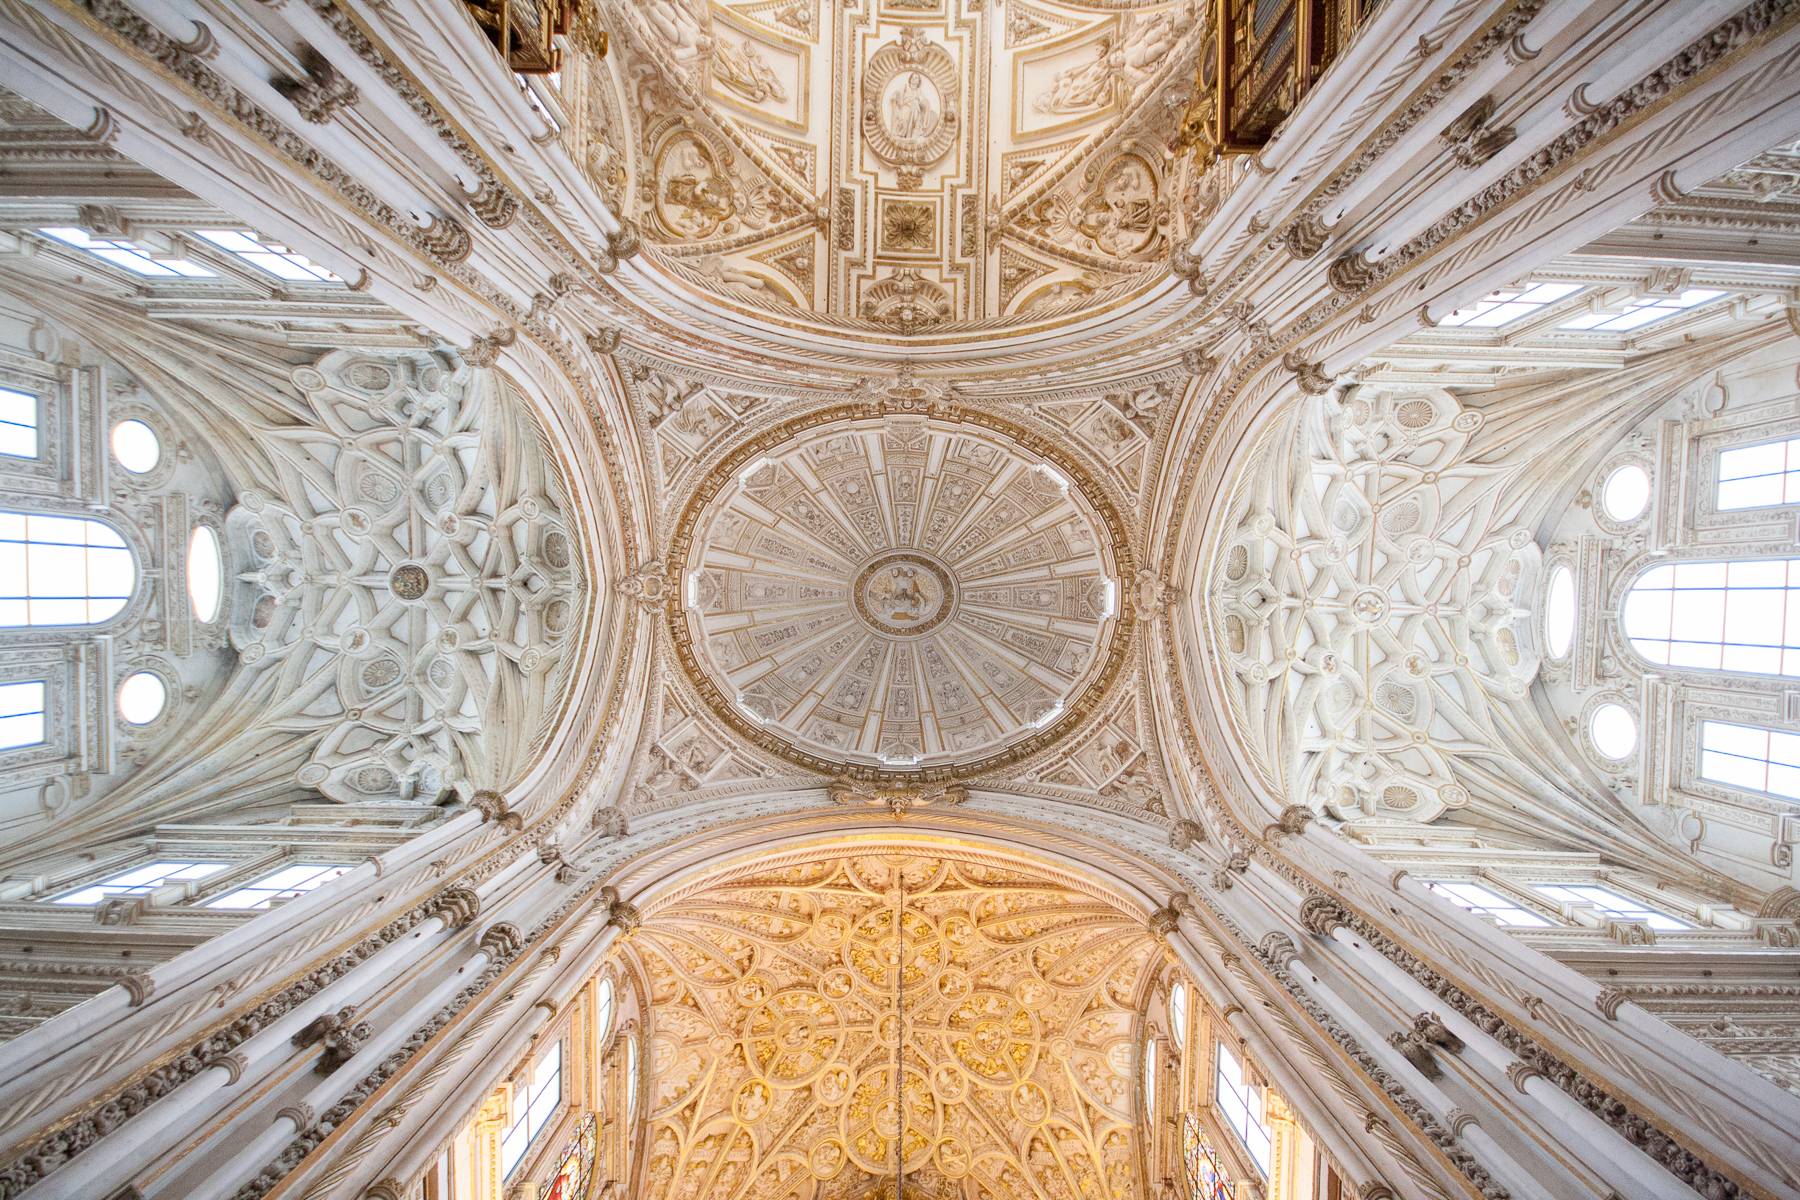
[1170,980,1189,1049]
[0,511,136,626]
[595,976,616,1047]
[1622,559,1800,676]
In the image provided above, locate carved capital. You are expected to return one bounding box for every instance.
[1445,1108,1477,1136]
[427,885,481,930]
[479,921,525,959]
[1282,215,1328,259]
[417,215,472,264]
[1282,351,1335,395]
[1169,244,1207,296]
[1440,95,1516,168]
[1298,895,1350,938]
[461,329,516,370]
[466,179,517,229]
[600,886,641,933]
[586,326,622,356]
[214,1050,248,1085]
[596,219,642,273]
[1259,931,1299,968]
[1326,251,1377,294]
[276,1102,316,1129]
[362,1180,407,1200]
[1585,985,1634,1020]
[272,46,358,124]
[591,805,629,837]
[469,789,524,830]
[1506,1061,1543,1093]
[1606,918,1656,946]
[1168,818,1207,852]
[118,970,154,1007]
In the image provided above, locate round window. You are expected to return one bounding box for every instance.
[110,420,161,474]
[1602,465,1651,521]
[1589,703,1638,759]
[118,671,167,724]
[1545,566,1576,658]
[187,526,222,623]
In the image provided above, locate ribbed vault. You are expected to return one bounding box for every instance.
[625,847,1155,1200]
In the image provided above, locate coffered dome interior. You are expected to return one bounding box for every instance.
[672,413,1125,774]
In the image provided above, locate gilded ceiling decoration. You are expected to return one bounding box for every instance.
[630,850,1154,1200]
[669,410,1127,775]
[595,0,1200,339]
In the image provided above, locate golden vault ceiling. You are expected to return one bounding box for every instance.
[597,0,1200,340]
[629,850,1156,1200]
[671,413,1124,773]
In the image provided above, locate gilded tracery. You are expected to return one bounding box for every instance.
[628,851,1155,1200]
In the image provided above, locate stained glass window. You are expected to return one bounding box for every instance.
[1183,1113,1234,1200]
[541,1112,596,1200]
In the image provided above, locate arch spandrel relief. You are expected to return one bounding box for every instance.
[593,0,1200,342]
[668,410,1130,777]
[631,850,1153,1200]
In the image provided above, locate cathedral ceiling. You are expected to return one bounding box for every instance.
[629,848,1155,1200]
[671,411,1126,775]
[594,0,1199,346]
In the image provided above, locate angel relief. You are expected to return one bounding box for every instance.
[1033,13,1180,117]
[713,35,788,104]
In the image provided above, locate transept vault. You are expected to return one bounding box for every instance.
[0,2,1798,1200]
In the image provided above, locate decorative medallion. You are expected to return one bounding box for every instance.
[861,29,960,184]
[669,405,1133,777]
[388,562,430,600]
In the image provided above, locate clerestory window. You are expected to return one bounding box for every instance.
[1699,720,1800,803]
[1622,559,1800,676]
[0,511,136,626]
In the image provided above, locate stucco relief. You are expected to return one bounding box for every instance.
[226,351,586,803]
[597,0,1199,333]
[1210,387,1540,826]
[630,851,1152,1200]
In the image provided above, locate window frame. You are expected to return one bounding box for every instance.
[1620,557,1800,679]
[49,859,231,906]
[1422,878,1556,928]
[0,680,47,751]
[1531,882,1691,932]
[1212,1040,1272,1177]
[500,1038,565,1180]
[1698,719,1800,804]
[0,385,40,460]
[0,510,139,629]
[202,862,354,910]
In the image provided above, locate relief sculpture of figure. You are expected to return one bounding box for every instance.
[888,72,940,143]
[713,35,788,103]
[1035,36,1121,115]
[642,0,711,63]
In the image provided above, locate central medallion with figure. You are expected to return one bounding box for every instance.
[854,551,955,637]
[670,410,1132,776]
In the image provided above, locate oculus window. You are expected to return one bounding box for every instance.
[205,863,351,910]
[188,525,222,622]
[1423,880,1551,927]
[1718,437,1800,510]
[1534,884,1688,931]
[53,861,227,905]
[0,387,38,459]
[1622,559,1800,676]
[1700,720,1800,803]
[0,512,135,626]
[0,681,45,749]
[110,420,161,474]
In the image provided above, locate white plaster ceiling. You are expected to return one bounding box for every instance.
[675,416,1121,772]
